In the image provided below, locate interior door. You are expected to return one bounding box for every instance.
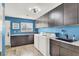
[0,20,2,50]
[5,21,10,46]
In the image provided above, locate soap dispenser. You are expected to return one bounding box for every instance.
[65,34,68,39]
[72,35,75,41]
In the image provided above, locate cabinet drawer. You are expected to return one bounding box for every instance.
[60,47,79,56]
[60,47,72,56]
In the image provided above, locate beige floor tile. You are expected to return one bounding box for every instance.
[6,44,43,56]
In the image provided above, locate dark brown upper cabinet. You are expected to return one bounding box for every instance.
[48,4,64,27]
[78,3,79,24]
[48,3,78,27]
[48,9,56,27]
[64,3,77,25]
[53,4,64,26]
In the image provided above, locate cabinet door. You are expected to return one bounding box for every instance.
[64,3,77,25]
[53,4,64,26]
[48,4,64,26]
[51,44,60,56]
[28,35,34,43]
[60,47,79,56]
[50,40,60,56]
[78,3,79,24]
[52,44,60,56]
[48,11,55,27]
[60,47,72,56]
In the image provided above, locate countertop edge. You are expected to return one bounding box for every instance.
[50,37,79,47]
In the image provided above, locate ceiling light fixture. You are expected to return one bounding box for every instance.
[29,7,41,14]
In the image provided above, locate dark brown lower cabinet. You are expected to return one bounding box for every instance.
[50,40,60,56]
[11,35,34,47]
[50,39,79,56]
[50,44,60,56]
[60,47,79,56]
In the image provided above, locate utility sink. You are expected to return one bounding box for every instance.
[56,38,78,42]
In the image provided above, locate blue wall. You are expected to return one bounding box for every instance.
[5,16,36,36]
[38,25,79,40]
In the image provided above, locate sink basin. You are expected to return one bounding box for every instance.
[56,38,78,42]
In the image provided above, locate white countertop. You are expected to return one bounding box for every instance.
[50,37,79,47]
[11,33,34,36]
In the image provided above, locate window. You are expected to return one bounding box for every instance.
[21,22,33,32]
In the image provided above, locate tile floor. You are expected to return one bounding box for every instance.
[6,44,43,56]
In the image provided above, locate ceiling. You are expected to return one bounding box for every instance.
[0,3,62,20]
[5,3,62,19]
